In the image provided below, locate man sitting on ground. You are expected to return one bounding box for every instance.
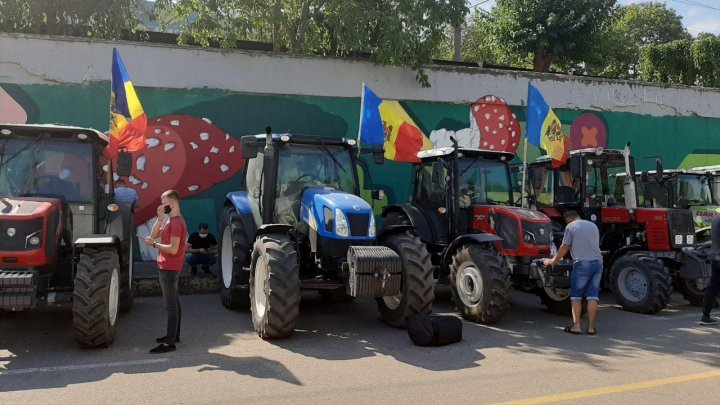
[185,223,218,275]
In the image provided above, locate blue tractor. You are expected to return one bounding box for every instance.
[217,128,434,339]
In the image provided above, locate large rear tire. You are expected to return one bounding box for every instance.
[377,232,434,328]
[449,244,510,324]
[537,286,572,316]
[249,234,300,339]
[678,277,720,307]
[218,207,251,310]
[72,248,120,348]
[610,254,672,314]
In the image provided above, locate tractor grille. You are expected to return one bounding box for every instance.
[521,220,553,245]
[0,218,44,251]
[347,213,370,237]
[668,209,695,235]
[494,213,519,250]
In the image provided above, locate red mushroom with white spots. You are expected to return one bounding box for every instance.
[470,95,521,153]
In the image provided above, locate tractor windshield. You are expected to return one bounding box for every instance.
[458,158,512,206]
[0,138,94,202]
[712,177,720,206]
[675,174,712,207]
[584,155,628,206]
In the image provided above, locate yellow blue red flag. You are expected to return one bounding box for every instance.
[526,83,569,168]
[357,83,432,163]
[105,48,147,159]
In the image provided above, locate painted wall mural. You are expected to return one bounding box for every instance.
[1,82,718,261]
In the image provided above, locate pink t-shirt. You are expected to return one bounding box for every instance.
[157,216,188,271]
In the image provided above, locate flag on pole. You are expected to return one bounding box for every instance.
[357,83,432,163]
[105,48,147,159]
[526,83,569,168]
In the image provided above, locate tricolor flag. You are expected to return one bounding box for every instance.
[105,48,147,159]
[357,83,432,163]
[526,83,569,168]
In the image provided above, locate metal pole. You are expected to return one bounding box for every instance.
[521,137,529,208]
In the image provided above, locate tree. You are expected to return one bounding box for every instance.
[640,39,695,85]
[481,0,617,72]
[153,0,468,86]
[0,0,140,38]
[692,34,720,88]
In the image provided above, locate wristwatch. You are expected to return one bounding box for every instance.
[153,242,157,248]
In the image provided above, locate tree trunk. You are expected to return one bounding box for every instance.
[533,47,554,72]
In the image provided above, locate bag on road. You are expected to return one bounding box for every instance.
[407,314,462,347]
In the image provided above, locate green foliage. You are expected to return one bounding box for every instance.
[640,39,695,85]
[0,0,139,38]
[692,34,720,88]
[153,0,468,87]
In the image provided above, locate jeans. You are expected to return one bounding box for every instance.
[185,253,218,267]
[158,270,181,345]
[571,260,603,301]
[702,261,720,317]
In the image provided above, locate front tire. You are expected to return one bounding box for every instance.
[72,248,120,348]
[678,277,720,307]
[537,286,572,316]
[449,244,510,324]
[377,232,434,328]
[249,234,300,339]
[610,254,672,314]
[218,207,251,310]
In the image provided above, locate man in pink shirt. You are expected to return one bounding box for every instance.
[144,190,187,354]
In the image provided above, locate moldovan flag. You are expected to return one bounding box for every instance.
[526,83,569,168]
[357,83,432,163]
[105,48,147,159]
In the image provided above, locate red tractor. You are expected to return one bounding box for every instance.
[0,124,135,347]
[381,138,555,323]
[526,143,710,314]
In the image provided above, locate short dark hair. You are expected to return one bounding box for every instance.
[563,210,580,221]
[198,223,209,230]
[161,189,181,202]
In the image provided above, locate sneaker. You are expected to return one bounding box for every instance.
[149,344,176,354]
[700,316,718,325]
[202,264,211,274]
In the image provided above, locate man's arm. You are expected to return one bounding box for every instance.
[544,244,570,266]
[156,236,182,255]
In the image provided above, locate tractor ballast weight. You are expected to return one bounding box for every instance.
[381,137,555,323]
[527,144,709,314]
[218,129,434,339]
[0,124,135,348]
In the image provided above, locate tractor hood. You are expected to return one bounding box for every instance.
[300,188,375,240]
[0,197,56,217]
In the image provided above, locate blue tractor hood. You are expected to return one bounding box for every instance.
[300,188,375,240]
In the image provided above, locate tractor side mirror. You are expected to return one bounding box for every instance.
[569,155,582,179]
[530,166,544,190]
[116,151,132,177]
[373,151,384,165]
[242,139,258,159]
[431,161,443,185]
[655,159,664,183]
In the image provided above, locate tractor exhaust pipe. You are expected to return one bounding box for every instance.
[623,142,637,210]
[261,126,276,224]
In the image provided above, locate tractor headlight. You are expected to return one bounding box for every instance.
[368,215,376,237]
[29,236,41,246]
[26,231,42,248]
[335,208,349,237]
[522,231,534,243]
[687,235,694,245]
[675,235,683,245]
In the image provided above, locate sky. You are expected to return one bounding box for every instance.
[470,0,720,36]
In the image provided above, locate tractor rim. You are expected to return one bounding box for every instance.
[456,263,484,307]
[383,290,402,310]
[254,255,268,318]
[544,286,571,302]
[617,266,648,303]
[109,268,119,326]
[221,227,233,289]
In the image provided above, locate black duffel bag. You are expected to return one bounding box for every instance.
[407,314,462,347]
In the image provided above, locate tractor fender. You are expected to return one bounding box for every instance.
[255,224,293,239]
[224,193,258,246]
[73,235,123,271]
[382,204,433,243]
[377,224,415,241]
[441,233,503,265]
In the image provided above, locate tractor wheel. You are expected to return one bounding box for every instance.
[537,286,572,316]
[119,227,134,313]
[249,234,300,339]
[449,244,510,324]
[610,254,672,314]
[218,207,251,310]
[377,231,434,328]
[72,248,120,348]
[678,277,720,307]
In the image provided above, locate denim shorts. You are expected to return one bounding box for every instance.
[571,260,603,301]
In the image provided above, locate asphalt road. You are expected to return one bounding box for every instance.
[1,287,719,404]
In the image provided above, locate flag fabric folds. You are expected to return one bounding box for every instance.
[105,48,147,159]
[526,83,569,168]
[357,83,432,163]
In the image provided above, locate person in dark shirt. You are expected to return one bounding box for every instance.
[700,214,720,325]
[185,223,218,275]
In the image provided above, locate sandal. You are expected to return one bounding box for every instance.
[563,326,581,335]
[587,328,597,336]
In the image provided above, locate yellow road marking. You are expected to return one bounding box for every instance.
[490,370,720,405]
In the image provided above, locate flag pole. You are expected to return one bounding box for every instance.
[521,137,529,208]
[357,82,366,158]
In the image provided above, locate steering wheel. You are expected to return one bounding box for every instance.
[295,173,321,182]
[34,175,66,194]
[585,185,597,196]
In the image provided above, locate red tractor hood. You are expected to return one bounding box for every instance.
[0,197,56,218]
